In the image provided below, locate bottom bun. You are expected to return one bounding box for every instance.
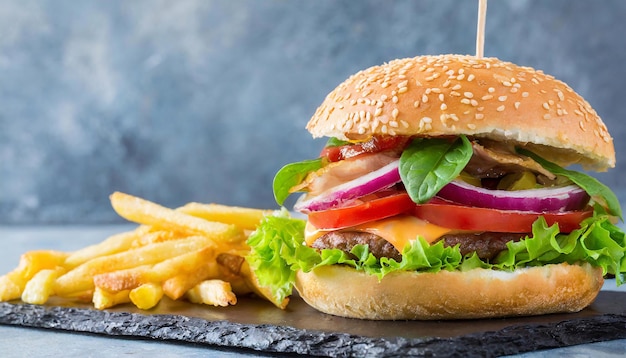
[294,263,603,320]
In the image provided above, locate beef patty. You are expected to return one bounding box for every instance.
[311,231,526,261]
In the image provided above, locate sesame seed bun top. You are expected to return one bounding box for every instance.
[307,54,615,171]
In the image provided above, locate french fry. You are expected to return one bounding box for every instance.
[21,268,63,305]
[65,227,149,268]
[16,250,68,283]
[0,250,69,301]
[93,287,130,310]
[178,203,273,231]
[162,262,220,300]
[93,246,215,292]
[186,279,237,307]
[216,253,246,275]
[55,235,215,296]
[131,230,184,248]
[129,283,163,310]
[110,192,244,244]
[0,273,23,301]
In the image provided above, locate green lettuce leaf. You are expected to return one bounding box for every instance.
[272,158,323,206]
[246,210,626,303]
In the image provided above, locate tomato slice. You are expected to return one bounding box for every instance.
[307,192,415,229]
[320,136,410,162]
[413,198,593,233]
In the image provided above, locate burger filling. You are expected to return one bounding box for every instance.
[248,135,625,305]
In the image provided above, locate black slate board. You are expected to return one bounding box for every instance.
[1,292,626,357]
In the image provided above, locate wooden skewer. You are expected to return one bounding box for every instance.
[476,0,488,58]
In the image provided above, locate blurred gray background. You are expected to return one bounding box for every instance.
[1,0,625,224]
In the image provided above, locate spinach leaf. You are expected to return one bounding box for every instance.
[399,135,473,204]
[517,148,622,220]
[272,158,323,205]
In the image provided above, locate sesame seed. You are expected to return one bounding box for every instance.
[456,74,466,80]
[413,101,420,108]
[497,105,505,112]
[461,98,471,105]
[470,99,478,107]
[422,116,432,123]
[422,94,429,103]
[381,125,388,134]
[398,87,408,94]
[464,92,474,98]
[542,103,550,110]
[503,81,512,87]
[498,96,507,102]
[374,107,382,117]
[392,108,399,119]
[425,88,432,94]
[442,80,451,87]
[482,95,493,100]
[488,87,495,93]
[475,113,484,120]
[400,120,409,128]
[467,74,475,81]
[522,92,529,98]
[440,103,448,110]
[350,99,357,106]
[543,114,551,120]
[398,80,408,89]
[392,96,399,103]
[514,102,520,109]
[389,120,398,128]
[450,91,461,97]
[452,84,462,90]
[380,94,388,101]
[438,93,444,101]
[467,123,476,129]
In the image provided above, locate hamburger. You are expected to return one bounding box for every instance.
[246,54,625,320]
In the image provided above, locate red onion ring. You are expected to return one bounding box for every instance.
[294,160,401,213]
[436,179,590,212]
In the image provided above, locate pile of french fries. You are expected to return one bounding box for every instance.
[0,192,287,310]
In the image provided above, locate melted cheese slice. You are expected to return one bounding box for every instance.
[305,215,453,252]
